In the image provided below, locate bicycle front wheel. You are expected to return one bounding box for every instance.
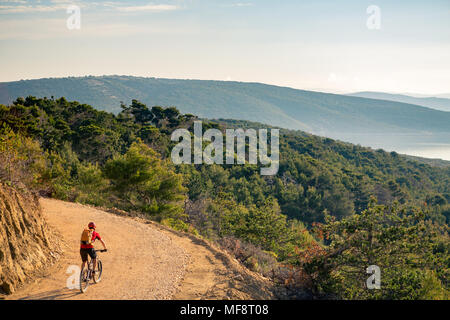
[93,260,102,283]
[79,267,90,293]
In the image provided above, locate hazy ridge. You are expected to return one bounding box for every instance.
[1,75,449,154]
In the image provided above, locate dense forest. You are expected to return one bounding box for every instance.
[0,96,448,299]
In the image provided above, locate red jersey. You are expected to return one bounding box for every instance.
[80,231,101,249]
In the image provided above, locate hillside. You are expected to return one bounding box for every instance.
[2,95,449,223]
[1,76,450,150]
[1,96,448,299]
[349,91,450,112]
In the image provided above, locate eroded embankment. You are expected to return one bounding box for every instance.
[0,184,62,296]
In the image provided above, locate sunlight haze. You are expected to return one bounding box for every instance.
[0,0,449,95]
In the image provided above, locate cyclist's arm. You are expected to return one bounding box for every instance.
[99,239,107,250]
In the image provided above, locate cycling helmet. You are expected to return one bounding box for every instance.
[88,222,96,229]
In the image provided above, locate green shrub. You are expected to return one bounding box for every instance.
[161,218,199,236]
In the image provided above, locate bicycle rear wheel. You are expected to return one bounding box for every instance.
[79,267,90,293]
[93,260,102,283]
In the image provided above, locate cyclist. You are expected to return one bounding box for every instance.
[80,222,107,276]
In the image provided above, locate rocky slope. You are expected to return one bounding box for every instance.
[0,184,62,296]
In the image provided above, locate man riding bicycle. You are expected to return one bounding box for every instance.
[80,222,107,276]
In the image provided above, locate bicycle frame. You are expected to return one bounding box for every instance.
[80,249,107,293]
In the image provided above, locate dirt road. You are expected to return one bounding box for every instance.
[7,198,275,300]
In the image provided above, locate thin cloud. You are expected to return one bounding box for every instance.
[223,2,253,8]
[116,3,179,13]
[0,1,180,14]
[0,4,67,13]
[0,17,191,40]
[0,0,82,14]
[0,0,27,3]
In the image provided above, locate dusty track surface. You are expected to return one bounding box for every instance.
[7,198,275,300]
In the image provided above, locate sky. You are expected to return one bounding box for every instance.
[0,0,449,95]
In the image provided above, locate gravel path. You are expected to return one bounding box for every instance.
[8,198,276,300]
[8,198,188,300]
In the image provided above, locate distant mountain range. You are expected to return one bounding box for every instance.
[1,75,449,154]
[348,91,450,112]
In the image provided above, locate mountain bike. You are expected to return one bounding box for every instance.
[79,249,107,293]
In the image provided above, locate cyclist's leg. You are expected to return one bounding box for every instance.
[80,249,88,271]
[80,249,89,281]
[92,258,97,275]
[88,248,97,274]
